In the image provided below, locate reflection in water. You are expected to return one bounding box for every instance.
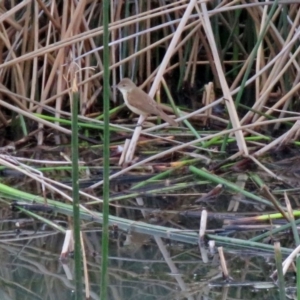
[0,217,282,299]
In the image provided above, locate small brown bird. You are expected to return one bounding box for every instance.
[116,78,177,126]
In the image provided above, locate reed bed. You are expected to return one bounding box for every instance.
[0,0,300,298]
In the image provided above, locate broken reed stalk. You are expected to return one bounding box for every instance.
[218,247,230,280]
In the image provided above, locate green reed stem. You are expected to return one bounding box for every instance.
[101,0,110,299]
[190,166,273,207]
[71,89,83,299]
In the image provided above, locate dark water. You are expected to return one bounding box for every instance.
[0,207,291,300]
[0,149,298,299]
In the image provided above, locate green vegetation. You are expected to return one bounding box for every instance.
[0,1,299,299]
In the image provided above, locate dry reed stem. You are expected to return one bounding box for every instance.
[239,27,300,125]
[90,116,300,190]
[228,174,248,212]
[0,154,96,216]
[124,0,198,163]
[255,2,269,103]
[110,0,118,101]
[198,2,248,155]
[0,0,299,168]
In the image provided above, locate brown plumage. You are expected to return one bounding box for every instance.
[116,78,177,126]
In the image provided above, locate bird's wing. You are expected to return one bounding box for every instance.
[128,89,161,115]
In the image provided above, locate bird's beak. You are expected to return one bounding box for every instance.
[112,84,120,90]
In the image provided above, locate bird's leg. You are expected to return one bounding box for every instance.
[136,114,147,127]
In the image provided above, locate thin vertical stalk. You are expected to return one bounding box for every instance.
[71,78,83,298]
[221,0,279,152]
[101,0,110,298]
[235,0,279,107]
